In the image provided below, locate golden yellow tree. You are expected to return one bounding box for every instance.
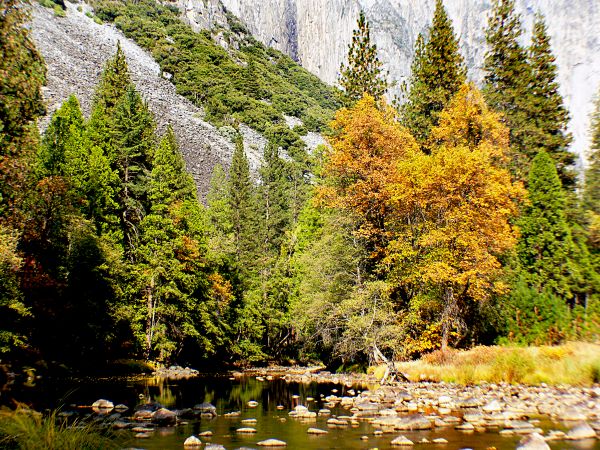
[386,84,525,349]
[319,95,418,262]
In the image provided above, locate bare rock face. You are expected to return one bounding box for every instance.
[217,0,600,169]
[31,2,235,199]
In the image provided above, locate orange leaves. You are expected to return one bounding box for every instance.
[321,87,524,303]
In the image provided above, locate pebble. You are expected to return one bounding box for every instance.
[257,438,287,446]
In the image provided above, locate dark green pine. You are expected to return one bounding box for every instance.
[402,0,466,146]
[528,14,575,188]
[339,10,388,104]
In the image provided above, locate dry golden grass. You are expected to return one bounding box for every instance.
[386,342,600,386]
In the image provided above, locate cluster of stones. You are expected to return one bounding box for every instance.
[284,378,600,448]
[152,365,199,379]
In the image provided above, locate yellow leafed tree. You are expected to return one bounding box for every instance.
[386,84,525,349]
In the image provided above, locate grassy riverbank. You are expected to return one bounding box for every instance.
[0,407,118,450]
[387,342,600,386]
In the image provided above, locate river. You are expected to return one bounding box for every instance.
[4,373,600,449]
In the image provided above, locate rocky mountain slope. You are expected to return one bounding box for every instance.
[215,0,600,169]
[32,2,237,197]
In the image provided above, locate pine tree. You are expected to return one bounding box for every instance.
[112,85,156,254]
[228,138,257,269]
[517,151,575,298]
[38,95,84,176]
[483,0,534,180]
[206,164,235,267]
[583,93,600,215]
[528,14,575,188]
[402,0,466,146]
[339,11,387,104]
[0,0,46,222]
[258,144,291,256]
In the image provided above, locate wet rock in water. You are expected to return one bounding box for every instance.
[391,435,414,446]
[241,418,257,424]
[327,418,349,426]
[247,400,259,408]
[307,427,328,434]
[193,402,217,416]
[112,420,130,429]
[224,410,241,417]
[133,410,154,421]
[567,422,597,440]
[134,432,152,439]
[183,435,202,447]
[204,445,226,450]
[257,438,287,446]
[433,438,449,444]
[545,430,566,440]
[504,420,535,430]
[132,426,154,433]
[114,404,129,412]
[92,399,114,410]
[236,427,257,433]
[152,407,177,425]
[455,422,475,431]
[289,405,316,419]
[516,433,550,450]
[199,430,213,437]
[458,397,483,408]
[318,408,331,416]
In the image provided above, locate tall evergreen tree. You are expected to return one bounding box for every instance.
[228,138,257,270]
[402,0,466,145]
[133,127,208,361]
[339,11,387,104]
[517,151,575,298]
[112,85,156,254]
[0,0,46,222]
[528,14,574,188]
[38,95,84,176]
[583,92,600,215]
[483,0,533,180]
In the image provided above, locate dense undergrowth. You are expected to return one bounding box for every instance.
[91,0,340,135]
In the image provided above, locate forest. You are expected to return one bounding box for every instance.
[1,0,599,375]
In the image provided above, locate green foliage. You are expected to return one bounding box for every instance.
[482,0,533,181]
[527,14,574,187]
[401,0,466,145]
[92,0,339,133]
[584,91,600,215]
[0,0,46,220]
[339,11,387,104]
[517,151,575,297]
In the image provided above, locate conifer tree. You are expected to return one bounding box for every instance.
[402,0,466,145]
[517,151,575,298]
[228,138,257,269]
[0,0,46,221]
[112,85,156,253]
[339,11,387,104]
[583,93,600,215]
[528,14,575,188]
[483,0,533,180]
[206,164,235,267]
[38,95,84,176]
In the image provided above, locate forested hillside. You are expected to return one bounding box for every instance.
[0,0,598,375]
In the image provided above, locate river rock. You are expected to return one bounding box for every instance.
[114,404,129,412]
[242,418,257,424]
[205,445,226,450]
[257,438,287,446]
[560,407,587,421]
[482,400,502,413]
[199,430,213,436]
[152,407,177,425]
[567,422,597,440]
[394,414,433,430]
[193,402,217,416]
[391,435,414,446]
[237,427,257,433]
[516,433,550,450]
[307,427,328,434]
[92,399,114,410]
[248,400,259,407]
[133,410,154,420]
[183,435,202,447]
[433,438,449,443]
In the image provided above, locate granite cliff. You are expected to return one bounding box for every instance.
[211,0,600,168]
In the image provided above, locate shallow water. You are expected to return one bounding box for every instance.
[5,374,600,449]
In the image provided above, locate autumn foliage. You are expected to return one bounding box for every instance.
[321,85,525,350]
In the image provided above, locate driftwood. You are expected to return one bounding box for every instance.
[372,345,409,384]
